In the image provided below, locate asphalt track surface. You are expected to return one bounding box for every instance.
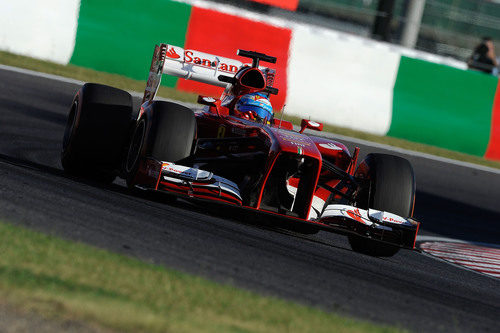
[0,67,499,332]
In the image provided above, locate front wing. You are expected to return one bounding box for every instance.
[133,159,420,249]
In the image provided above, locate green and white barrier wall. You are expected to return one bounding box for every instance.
[390,57,499,158]
[1,0,500,160]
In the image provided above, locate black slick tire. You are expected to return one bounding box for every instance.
[125,101,196,188]
[61,83,133,183]
[349,153,415,257]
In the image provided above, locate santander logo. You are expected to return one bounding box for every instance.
[166,47,180,59]
[184,50,239,74]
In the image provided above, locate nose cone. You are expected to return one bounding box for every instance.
[270,128,321,159]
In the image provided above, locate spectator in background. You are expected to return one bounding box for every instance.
[468,37,498,75]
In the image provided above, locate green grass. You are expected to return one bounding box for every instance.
[0,222,402,332]
[1,49,499,171]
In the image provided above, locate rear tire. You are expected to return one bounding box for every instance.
[125,101,196,187]
[61,83,133,183]
[349,153,415,257]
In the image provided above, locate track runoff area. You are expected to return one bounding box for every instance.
[2,63,499,281]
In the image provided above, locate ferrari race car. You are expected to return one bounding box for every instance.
[61,43,420,257]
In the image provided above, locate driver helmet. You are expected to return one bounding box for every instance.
[235,92,273,123]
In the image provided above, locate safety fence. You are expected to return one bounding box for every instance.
[1,0,499,160]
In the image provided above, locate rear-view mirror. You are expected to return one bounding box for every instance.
[299,119,323,133]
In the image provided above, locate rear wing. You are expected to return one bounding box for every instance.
[142,43,276,104]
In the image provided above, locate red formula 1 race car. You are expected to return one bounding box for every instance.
[61,44,420,257]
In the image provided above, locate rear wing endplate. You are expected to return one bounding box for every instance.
[142,43,276,104]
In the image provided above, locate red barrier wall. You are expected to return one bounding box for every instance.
[177,6,291,109]
[485,80,500,160]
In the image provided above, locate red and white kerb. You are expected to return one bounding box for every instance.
[419,241,500,279]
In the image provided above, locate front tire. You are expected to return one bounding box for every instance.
[349,153,415,257]
[125,101,196,187]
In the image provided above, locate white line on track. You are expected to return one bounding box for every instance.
[0,63,85,85]
[1,63,499,174]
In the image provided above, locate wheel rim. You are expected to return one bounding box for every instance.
[126,120,145,173]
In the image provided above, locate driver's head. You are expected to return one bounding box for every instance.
[235,92,273,123]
